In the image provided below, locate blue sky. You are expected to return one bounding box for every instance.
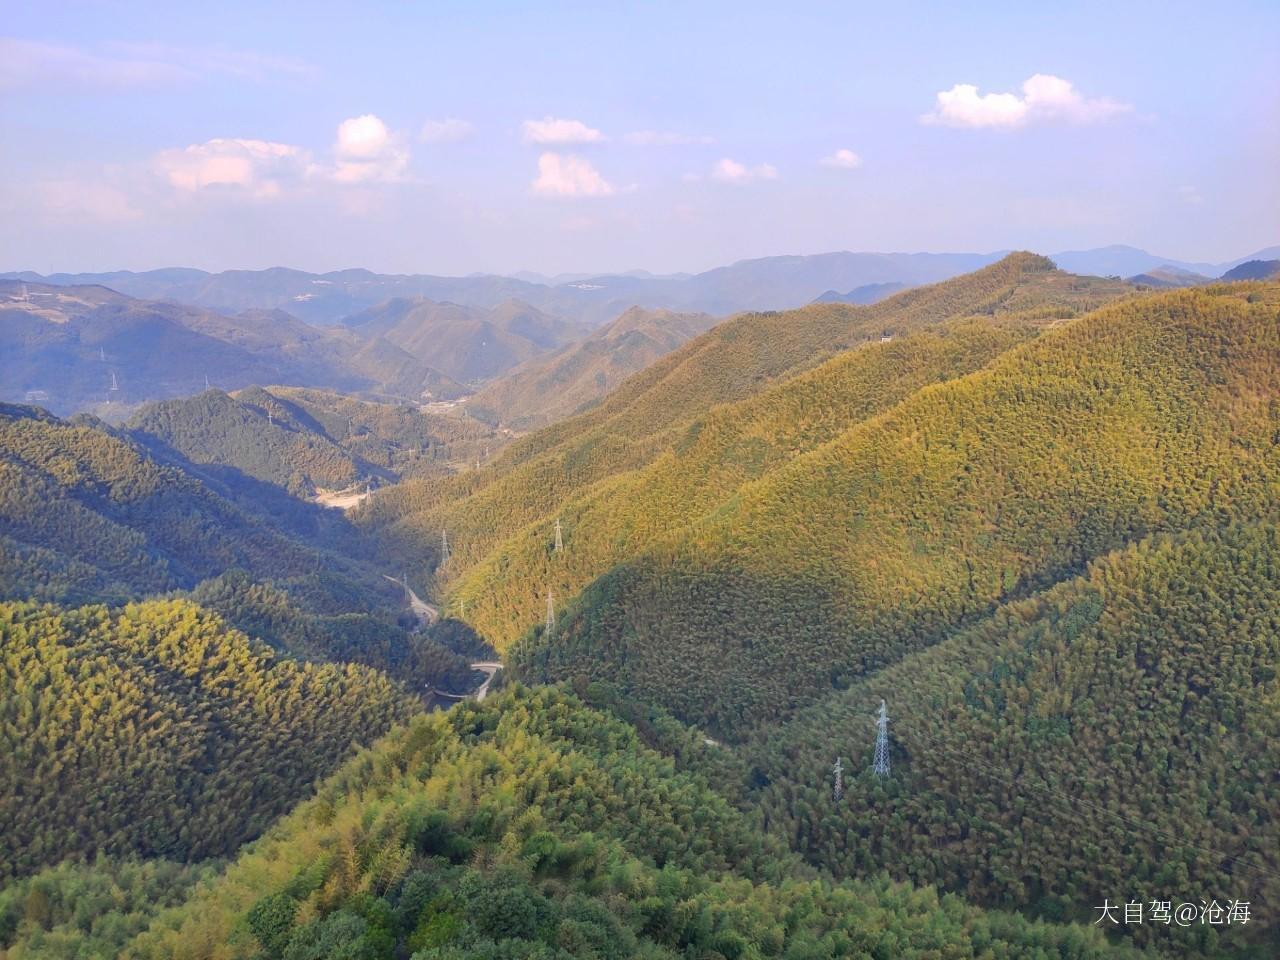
[2,0,1277,275]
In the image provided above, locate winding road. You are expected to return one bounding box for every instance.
[383,575,501,702]
[383,574,439,626]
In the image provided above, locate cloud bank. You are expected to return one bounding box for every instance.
[710,158,778,183]
[923,74,1130,128]
[820,148,862,169]
[532,152,614,196]
[523,117,606,145]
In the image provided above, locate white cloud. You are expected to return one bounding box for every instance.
[0,37,311,91]
[155,138,312,198]
[820,148,862,169]
[523,117,605,145]
[624,130,714,146]
[710,158,778,183]
[532,152,614,197]
[36,179,143,221]
[333,114,409,183]
[420,117,475,143]
[923,74,1130,128]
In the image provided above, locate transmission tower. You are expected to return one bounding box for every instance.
[99,346,106,362]
[440,528,450,563]
[545,589,556,635]
[554,518,564,552]
[109,371,118,392]
[205,374,211,390]
[832,756,844,801]
[873,699,890,777]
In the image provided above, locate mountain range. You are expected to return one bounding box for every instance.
[464,306,720,430]
[9,243,1275,325]
[4,254,1278,957]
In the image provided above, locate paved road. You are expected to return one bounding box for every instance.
[382,574,439,626]
[470,661,503,701]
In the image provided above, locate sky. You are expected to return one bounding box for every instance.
[1,0,1277,276]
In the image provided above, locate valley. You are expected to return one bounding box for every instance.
[2,252,1277,960]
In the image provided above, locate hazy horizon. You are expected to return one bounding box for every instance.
[3,1,1277,276]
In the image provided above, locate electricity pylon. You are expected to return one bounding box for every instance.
[832,757,844,801]
[440,528,450,563]
[554,518,564,552]
[545,589,556,635]
[873,700,890,777]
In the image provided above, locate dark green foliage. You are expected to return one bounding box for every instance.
[0,404,401,612]
[190,571,476,693]
[126,385,495,497]
[0,598,417,880]
[749,521,1280,955]
[106,687,1129,959]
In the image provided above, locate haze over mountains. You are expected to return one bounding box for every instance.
[5,243,1276,427]
[8,244,1276,325]
[4,252,1279,958]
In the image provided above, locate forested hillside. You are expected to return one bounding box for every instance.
[0,403,395,606]
[520,283,1280,736]
[0,281,479,417]
[0,403,487,695]
[743,520,1280,955]
[342,297,586,384]
[127,386,495,497]
[0,687,1132,959]
[355,256,1135,641]
[465,306,719,430]
[0,599,417,881]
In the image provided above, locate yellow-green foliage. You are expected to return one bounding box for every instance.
[451,319,1036,648]
[524,285,1280,734]
[359,253,1131,618]
[749,520,1280,956]
[0,598,417,880]
[101,687,1131,960]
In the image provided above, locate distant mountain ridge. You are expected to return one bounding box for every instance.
[0,280,473,415]
[341,296,585,383]
[12,243,1270,324]
[1221,259,1280,281]
[812,281,909,304]
[464,306,720,429]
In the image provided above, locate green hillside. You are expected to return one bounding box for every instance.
[0,403,484,694]
[127,386,495,497]
[358,253,1134,595]
[450,318,1036,650]
[465,307,720,431]
[519,283,1279,736]
[747,519,1280,956]
[12,687,1133,960]
[0,599,417,881]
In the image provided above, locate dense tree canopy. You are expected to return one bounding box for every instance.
[0,599,417,880]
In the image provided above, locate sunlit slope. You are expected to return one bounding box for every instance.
[359,254,1133,591]
[748,519,1280,956]
[450,319,1036,647]
[523,284,1280,735]
[101,687,1132,960]
[465,306,720,430]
